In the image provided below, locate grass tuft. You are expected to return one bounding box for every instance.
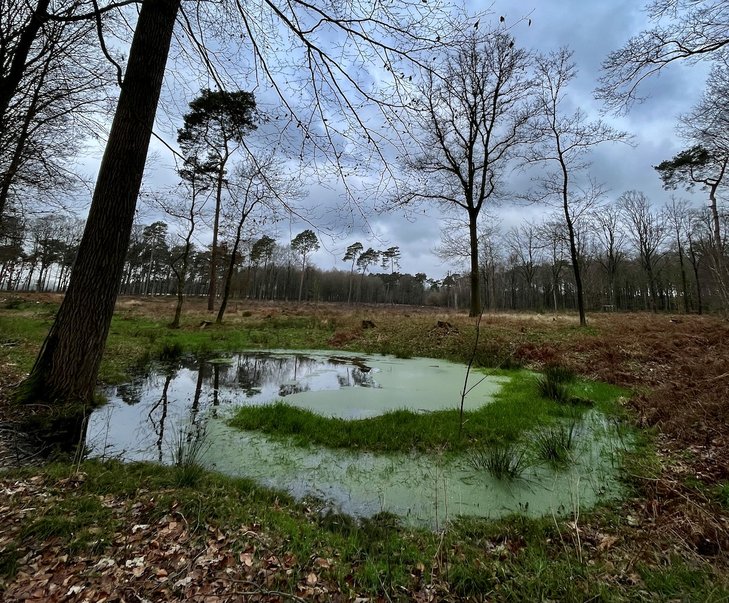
[537,364,575,403]
[171,422,209,487]
[159,339,184,361]
[542,364,575,384]
[468,442,529,480]
[537,377,570,403]
[533,422,578,466]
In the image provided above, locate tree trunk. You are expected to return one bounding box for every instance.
[468,212,481,317]
[216,214,245,324]
[171,252,189,329]
[560,164,586,326]
[347,267,354,304]
[207,168,225,311]
[18,0,180,407]
[298,261,306,302]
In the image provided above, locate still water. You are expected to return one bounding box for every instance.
[88,350,625,526]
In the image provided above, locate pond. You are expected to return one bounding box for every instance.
[88,350,627,527]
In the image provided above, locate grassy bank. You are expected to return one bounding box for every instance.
[1,459,726,602]
[229,369,627,454]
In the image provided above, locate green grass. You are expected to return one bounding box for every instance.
[467,442,530,480]
[638,558,728,601]
[532,422,578,466]
[4,459,726,601]
[230,370,627,454]
[20,493,117,554]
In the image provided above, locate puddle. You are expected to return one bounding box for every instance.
[88,350,627,527]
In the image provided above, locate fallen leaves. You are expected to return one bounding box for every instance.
[0,471,370,603]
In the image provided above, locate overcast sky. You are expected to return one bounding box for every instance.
[315,0,710,279]
[85,0,712,281]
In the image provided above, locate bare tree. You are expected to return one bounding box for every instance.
[527,48,630,326]
[598,0,729,111]
[216,151,299,323]
[505,223,540,310]
[619,191,668,312]
[665,197,693,312]
[397,29,535,316]
[153,159,212,328]
[0,2,113,226]
[589,202,626,308]
[537,218,569,313]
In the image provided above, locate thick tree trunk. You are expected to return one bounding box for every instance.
[18,0,180,406]
[468,212,481,317]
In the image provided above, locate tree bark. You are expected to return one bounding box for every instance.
[468,211,481,317]
[207,168,225,311]
[18,0,180,406]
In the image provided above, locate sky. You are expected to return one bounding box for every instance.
[75,0,713,281]
[300,0,711,279]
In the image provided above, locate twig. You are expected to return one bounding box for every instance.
[229,579,307,602]
[459,302,487,437]
[703,372,729,383]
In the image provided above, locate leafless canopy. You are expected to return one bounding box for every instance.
[597,0,729,112]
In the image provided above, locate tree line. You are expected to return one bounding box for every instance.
[3,187,725,314]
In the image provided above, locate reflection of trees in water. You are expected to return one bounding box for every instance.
[147,373,172,462]
[116,379,145,406]
[337,367,377,388]
[189,367,205,423]
[136,354,379,430]
[211,364,220,416]
[234,354,319,395]
[118,362,181,407]
[279,382,310,396]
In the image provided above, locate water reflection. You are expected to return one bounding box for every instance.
[89,350,506,461]
[147,373,172,462]
[86,351,618,525]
